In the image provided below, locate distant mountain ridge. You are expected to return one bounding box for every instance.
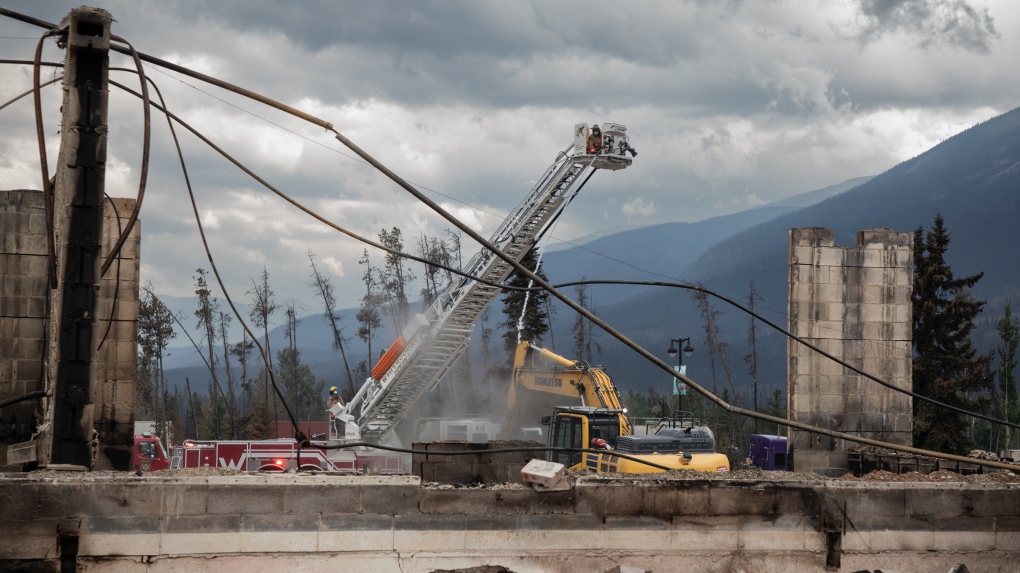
[538,175,873,306]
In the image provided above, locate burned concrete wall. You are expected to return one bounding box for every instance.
[0,191,49,466]
[93,196,141,466]
[1,473,1016,572]
[788,228,913,476]
[0,190,139,470]
[412,441,539,483]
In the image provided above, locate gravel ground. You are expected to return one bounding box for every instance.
[6,466,1018,485]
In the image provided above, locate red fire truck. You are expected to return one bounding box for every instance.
[132,434,404,474]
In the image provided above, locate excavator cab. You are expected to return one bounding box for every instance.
[545,406,624,471]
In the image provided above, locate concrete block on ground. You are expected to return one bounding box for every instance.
[520,459,565,489]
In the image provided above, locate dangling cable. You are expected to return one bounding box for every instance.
[32,30,59,288]
[101,35,149,276]
[97,195,123,351]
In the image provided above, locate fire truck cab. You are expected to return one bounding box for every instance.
[133,433,171,472]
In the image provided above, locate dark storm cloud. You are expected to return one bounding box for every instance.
[856,0,999,52]
[165,1,701,64]
[152,0,751,111]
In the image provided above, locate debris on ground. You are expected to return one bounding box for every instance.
[430,562,514,566]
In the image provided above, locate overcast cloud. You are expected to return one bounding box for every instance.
[1,0,1017,314]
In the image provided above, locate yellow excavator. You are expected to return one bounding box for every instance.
[505,342,729,474]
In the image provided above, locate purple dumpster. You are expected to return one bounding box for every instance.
[750,434,788,471]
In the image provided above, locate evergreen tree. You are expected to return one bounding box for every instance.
[379,227,415,330]
[993,303,1020,450]
[759,389,787,436]
[500,248,550,362]
[137,284,177,440]
[912,213,993,454]
[202,391,230,441]
[247,399,275,440]
[275,347,326,423]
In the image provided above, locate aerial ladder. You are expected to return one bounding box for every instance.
[334,123,637,443]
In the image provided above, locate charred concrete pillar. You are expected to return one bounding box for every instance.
[41,8,113,468]
[787,228,913,476]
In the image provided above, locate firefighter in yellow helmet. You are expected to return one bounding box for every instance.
[327,386,345,438]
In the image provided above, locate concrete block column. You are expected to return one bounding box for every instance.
[788,228,913,476]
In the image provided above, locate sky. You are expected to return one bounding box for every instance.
[2,0,1018,313]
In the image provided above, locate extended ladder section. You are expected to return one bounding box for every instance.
[343,123,636,442]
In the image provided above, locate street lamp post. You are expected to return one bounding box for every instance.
[667,337,694,421]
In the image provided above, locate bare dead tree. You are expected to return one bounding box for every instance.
[479,307,493,372]
[308,250,356,397]
[692,286,736,398]
[194,268,224,439]
[230,331,254,413]
[356,249,384,367]
[545,296,557,352]
[744,281,763,434]
[571,280,602,363]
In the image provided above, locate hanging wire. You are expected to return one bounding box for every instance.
[97,195,123,351]
[100,35,150,276]
[31,31,59,289]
